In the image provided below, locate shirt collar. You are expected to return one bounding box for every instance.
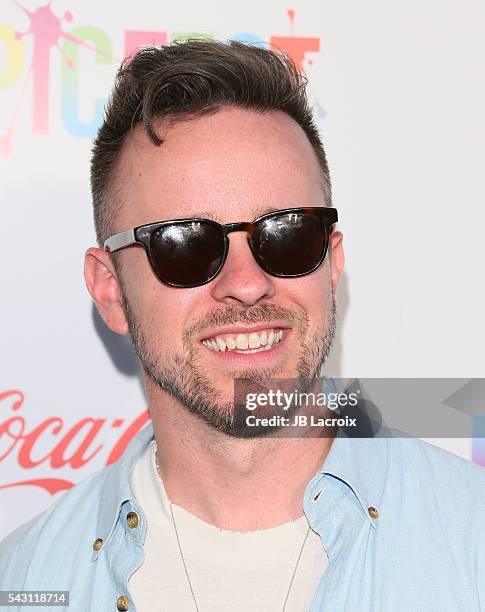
[310,376,390,527]
[92,421,155,559]
[315,429,389,528]
[94,413,389,551]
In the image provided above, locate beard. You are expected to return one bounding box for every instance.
[120,289,337,438]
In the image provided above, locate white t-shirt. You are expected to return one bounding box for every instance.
[129,441,328,612]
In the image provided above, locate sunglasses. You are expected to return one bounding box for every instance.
[104,206,338,288]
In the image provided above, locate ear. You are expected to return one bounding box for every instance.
[328,231,345,292]
[84,247,129,335]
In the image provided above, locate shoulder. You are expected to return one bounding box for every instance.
[388,432,485,489]
[0,421,153,588]
[383,432,485,541]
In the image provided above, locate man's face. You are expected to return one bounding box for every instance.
[97,108,344,436]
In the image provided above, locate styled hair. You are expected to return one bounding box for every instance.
[90,39,332,246]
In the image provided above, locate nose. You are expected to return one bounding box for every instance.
[209,233,276,306]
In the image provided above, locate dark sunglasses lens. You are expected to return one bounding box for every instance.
[252,212,327,276]
[149,221,225,287]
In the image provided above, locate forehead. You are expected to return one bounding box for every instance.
[112,107,324,229]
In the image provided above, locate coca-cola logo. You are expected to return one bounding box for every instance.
[0,389,150,494]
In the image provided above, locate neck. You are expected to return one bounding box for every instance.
[147,380,335,531]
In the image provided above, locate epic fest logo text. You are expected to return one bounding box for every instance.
[0,2,322,155]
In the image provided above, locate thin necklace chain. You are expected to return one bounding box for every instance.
[156,450,310,612]
[168,502,201,612]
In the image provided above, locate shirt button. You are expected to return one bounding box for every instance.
[368,506,379,519]
[92,538,103,551]
[116,595,129,611]
[126,511,139,529]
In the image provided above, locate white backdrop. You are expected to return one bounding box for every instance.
[1,0,484,541]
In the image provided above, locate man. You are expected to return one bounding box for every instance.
[0,40,484,612]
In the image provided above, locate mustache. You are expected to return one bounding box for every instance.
[185,304,309,341]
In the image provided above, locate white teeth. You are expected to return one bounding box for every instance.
[216,337,226,351]
[202,328,285,352]
[236,334,249,349]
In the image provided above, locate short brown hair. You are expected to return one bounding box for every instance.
[90,40,332,246]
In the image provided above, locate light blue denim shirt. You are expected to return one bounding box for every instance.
[0,421,484,611]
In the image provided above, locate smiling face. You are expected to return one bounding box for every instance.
[85,107,344,437]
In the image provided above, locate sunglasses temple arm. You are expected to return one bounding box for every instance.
[104,229,137,252]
